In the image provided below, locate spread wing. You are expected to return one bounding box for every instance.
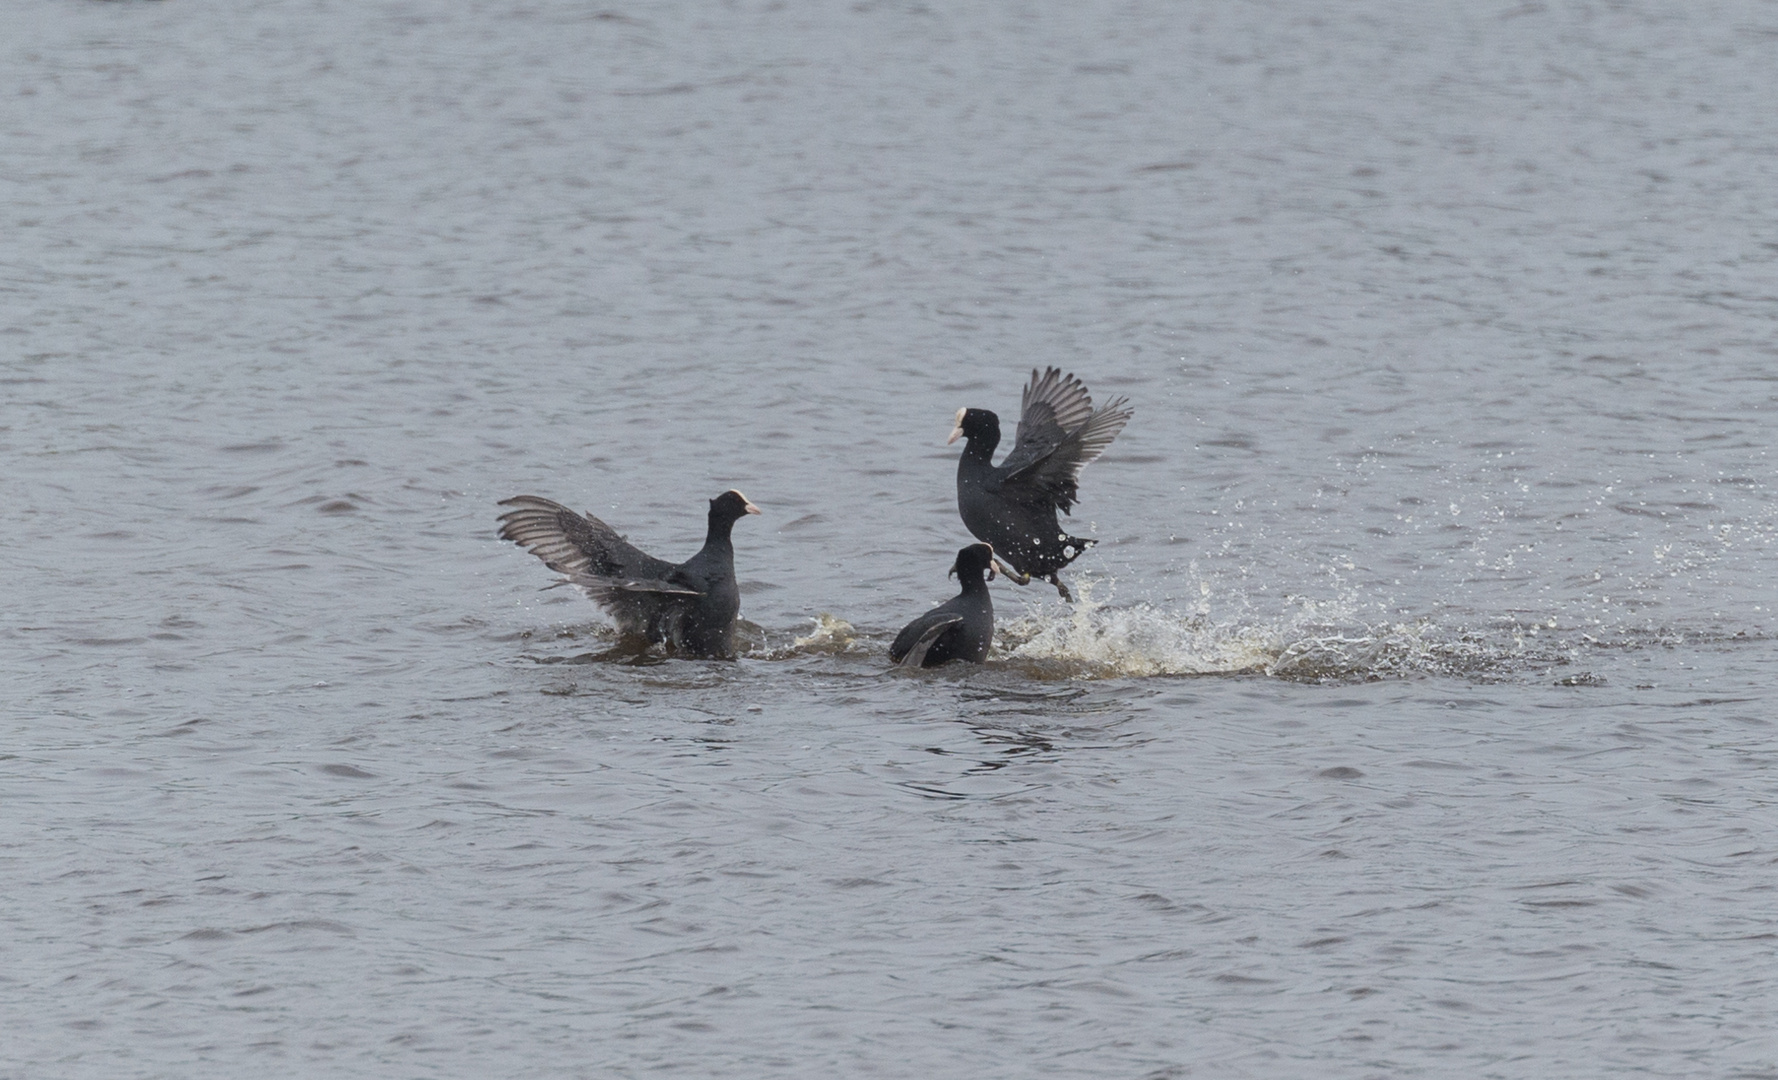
[497,496,703,610]
[890,612,964,667]
[996,368,1133,513]
[1000,367,1097,476]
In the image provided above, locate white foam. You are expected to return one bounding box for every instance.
[788,613,863,655]
[997,577,1525,681]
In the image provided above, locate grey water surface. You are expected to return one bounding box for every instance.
[5,1,1778,1076]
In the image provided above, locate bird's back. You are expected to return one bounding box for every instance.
[891,590,992,667]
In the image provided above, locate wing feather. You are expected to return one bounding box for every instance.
[1018,367,1095,441]
[995,366,1132,513]
[561,572,702,598]
[1000,368,1091,477]
[1003,396,1132,512]
[890,612,965,667]
[497,496,678,581]
[498,496,702,634]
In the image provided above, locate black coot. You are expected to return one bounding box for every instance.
[889,543,1006,668]
[497,489,761,659]
[949,367,1132,600]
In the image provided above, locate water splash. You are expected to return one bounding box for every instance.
[996,578,1563,682]
[783,613,863,656]
[519,589,1754,682]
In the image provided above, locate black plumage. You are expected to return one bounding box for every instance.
[949,367,1132,600]
[889,543,1003,668]
[497,489,761,659]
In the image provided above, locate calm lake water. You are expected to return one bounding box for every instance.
[6,1,1778,1076]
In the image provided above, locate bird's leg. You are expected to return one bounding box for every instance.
[993,557,1032,586]
[1048,574,1073,602]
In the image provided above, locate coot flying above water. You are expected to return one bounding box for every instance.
[889,543,1010,668]
[497,490,761,660]
[949,367,1132,600]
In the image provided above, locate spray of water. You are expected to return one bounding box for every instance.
[994,576,1566,682]
[788,612,863,655]
[551,578,1745,682]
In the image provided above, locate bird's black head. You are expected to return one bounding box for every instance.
[947,407,1000,448]
[949,542,997,582]
[709,489,763,525]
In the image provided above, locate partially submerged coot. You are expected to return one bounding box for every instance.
[889,542,1011,668]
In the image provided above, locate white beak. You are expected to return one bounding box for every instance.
[947,407,966,445]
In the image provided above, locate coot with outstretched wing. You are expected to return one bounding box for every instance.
[497,490,760,659]
[950,368,1132,600]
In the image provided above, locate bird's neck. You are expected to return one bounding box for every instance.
[958,431,999,470]
[703,514,737,554]
[957,570,989,597]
